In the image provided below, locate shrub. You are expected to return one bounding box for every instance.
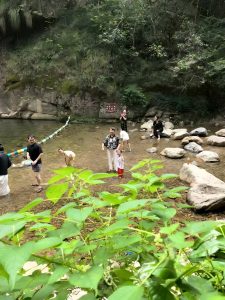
[122,85,147,108]
[0,160,224,299]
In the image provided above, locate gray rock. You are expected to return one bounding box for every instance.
[184,142,203,153]
[196,151,220,162]
[173,129,189,140]
[180,163,225,211]
[190,127,208,137]
[141,120,153,131]
[207,135,225,146]
[164,121,174,130]
[181,136,203,146]
[160,147,186,159]
[215,129,225,137]
[146,147,157,153]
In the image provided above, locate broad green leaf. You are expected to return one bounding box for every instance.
[33,237,62,252]
[48,222,80,239]
[56,202,77,215]
[0,213,24,223]
[30,223,56,232]
[160,173,178,180]
[130,159,151,171]
[117,199,149,215]
[48,174,67,184]
[89,173,116,180]
[103,219,131,235]
[32,284,55,300]
[48,266,69,284]
[169,232,193,249]
[53,167,76,176]
[183,221,217,235]
[0,221,26,239]
[0,243,34,289]
[69,266,103,291]
[151,208,177,221]
[66,207,93,224]
[148,282,176,300]
[163,191,182,199]
[78,170,93,180]
[19,198,43,213]
[160,223,179,235]
[46,183,69,204]
[108,285,144,300]
[112,234,142,249]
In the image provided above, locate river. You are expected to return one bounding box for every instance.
[0,119,225,216]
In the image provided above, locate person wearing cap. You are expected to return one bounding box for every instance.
[0,144,12,196]
[27,135,43,192]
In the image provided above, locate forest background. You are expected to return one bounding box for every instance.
[1,0,225,118]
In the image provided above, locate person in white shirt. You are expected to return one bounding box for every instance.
[120,130,131,152]
[58,148,76,166]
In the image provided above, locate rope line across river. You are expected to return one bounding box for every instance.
[7,116,70,157]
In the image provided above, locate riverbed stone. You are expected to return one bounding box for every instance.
[146,147,157,153]
[190,127,208,137]
[181,136,203,146]
[184,142,203,153]
[161,129,173,138]
[207,135,225,146]
[180,163,225,211]
[173,129,189,140]
[164,121,174,130]
[196,150,219,162]
[141,120,153,131]
[160,148,186,158]
[215,129,225,137]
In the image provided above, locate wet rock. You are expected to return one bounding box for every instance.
[207,135,225,146]
[146,147,157,153]
[196,150,220,162]
[173,129,189,140]
[140,120,153,131]
[140,135,149,140]
[181,136,203,146]
[190,127,208,137]
[184,142,203,153]
[160,148,186,158]
[180,163,225,211]
[164,121,174,130]
[215,129,225,137]
[161,129,173,138]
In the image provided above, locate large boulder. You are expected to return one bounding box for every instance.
[181,136,203,146]
[196,151,220,162]
[190,127,208,137]
[164,121,174,130]
[207,135,225,146]
[160,148,186,159]
[184,142,203,153]
[215,129,225,137]
[180,163,225,211]
[140,120,153,131]
[172,129,189,140]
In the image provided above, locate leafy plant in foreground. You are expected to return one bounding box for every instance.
[0,160,224,299]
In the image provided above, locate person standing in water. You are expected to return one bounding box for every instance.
[153,115,164,140]
[27,135,43,193]
[120,109,128,132]
[0,144,12,196]
[58,148,76,166]
[102,127,120,172]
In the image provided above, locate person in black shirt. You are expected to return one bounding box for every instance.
[120,109,128,132]
[27,135,43,192]
[0,144,11,196]
[153,115,164,140]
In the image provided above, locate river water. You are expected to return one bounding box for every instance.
[0,119,225,215]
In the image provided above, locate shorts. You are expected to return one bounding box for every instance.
[32,164,42,172]
[117,168,124,178]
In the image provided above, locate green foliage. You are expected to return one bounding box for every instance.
[122,85,147,108]
[0,160,224,299]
